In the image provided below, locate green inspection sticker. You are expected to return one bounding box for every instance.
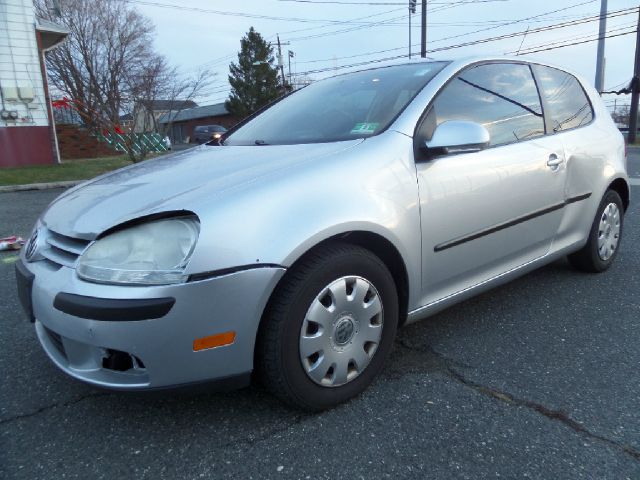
[350,122,379,135]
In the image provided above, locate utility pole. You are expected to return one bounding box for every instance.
[276,35,286,89]
[408,5,411,58]
[420,0,427,58]
[594,0,608,92]
[288,50,295,88]
[628,6,640,143]
[409,0,416,58]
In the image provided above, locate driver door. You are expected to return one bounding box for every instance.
[414,62,567,306]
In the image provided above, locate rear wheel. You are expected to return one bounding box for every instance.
[568,190,624,273]
[256,243,398,411]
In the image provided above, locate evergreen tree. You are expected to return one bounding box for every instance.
[226,28,280,119]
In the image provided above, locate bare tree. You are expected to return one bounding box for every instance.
[36,0,212,162]
[128,58,210,136]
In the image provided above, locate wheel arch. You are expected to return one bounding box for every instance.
[278,230,409,322]
[608,177,630,211]
[337,231,410,326]
[253,230,411,371]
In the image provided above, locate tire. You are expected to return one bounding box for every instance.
[256,242,399,411]
[568,189,624,273]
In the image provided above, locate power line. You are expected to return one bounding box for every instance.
[515,29,635,55]
[274,7,405,36]
[170,0,630,104]
[510,23,636,55]
[605,79,632,91]
[179,7,408,73]
[280,0,488,41]
[296,12,624,65]
[127,0,413,24]
[282,0,489,42]
[294,0,605,67]
[180,0,596,76]
[287,13,408,41]
[293,13,637,77]
[275,0,507,4]
[401,0,600,46]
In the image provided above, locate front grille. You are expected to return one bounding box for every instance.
[42,229,90,268]
[43,326,66,359]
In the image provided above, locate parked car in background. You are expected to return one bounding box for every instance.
[191,124,227,144]
[15,57,629,411]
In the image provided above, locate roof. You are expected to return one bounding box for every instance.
[147,100,198,111]
[35,17,69,50]
[158,103,230,124]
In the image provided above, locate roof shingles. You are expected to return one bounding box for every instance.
[158,103,230,123]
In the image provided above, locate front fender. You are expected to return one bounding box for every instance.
[184,132,423,309]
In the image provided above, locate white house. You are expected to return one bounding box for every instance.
[0,0,67,168]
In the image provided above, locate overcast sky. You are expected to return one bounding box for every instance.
[131,0,637,112]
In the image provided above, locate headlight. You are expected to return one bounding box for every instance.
[77,217,200,285]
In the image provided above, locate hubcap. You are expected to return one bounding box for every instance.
[597,202,621,261]
[299,276,383,387]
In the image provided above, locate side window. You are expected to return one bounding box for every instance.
[533,65,593,132]
[429,63,545,147]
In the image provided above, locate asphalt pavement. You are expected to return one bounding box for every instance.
[1,151,639,479]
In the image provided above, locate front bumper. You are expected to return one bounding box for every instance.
[16,258,285,390]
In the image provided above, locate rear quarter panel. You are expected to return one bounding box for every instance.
[550,74,627,253]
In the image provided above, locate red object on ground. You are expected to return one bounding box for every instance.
[0,236,25,251]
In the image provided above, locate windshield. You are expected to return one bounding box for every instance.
[224,62,448,146]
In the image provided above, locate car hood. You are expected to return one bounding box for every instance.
[42,141,362,239]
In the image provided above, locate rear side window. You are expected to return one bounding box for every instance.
[194,126,206,133]
[533,65,593,132]
[429,63,545,147]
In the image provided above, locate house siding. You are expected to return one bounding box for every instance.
[0,0,55,167]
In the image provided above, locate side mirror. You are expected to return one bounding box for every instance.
[424,120,490,155]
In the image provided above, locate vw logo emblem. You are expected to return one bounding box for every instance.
[334,317,355,346]
[25,228,39,261]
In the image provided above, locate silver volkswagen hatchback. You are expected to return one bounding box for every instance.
[16,57,629,410]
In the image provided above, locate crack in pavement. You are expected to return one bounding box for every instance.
[383,337,472,380]
[4,340,638,463]
[213,412,312,451]
[395,339,640,462]
[0,388,312,457]
[0,392,110,426]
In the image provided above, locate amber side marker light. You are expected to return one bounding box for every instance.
[193,331,236,351]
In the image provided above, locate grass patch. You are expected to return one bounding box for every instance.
[0,155,134,186]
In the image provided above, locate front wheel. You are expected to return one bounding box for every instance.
[568,189,624,273]
[256,243,398,411]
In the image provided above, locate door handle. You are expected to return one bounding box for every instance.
[547,154,564,169]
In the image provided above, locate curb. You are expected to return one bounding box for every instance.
[0,180,82,193]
